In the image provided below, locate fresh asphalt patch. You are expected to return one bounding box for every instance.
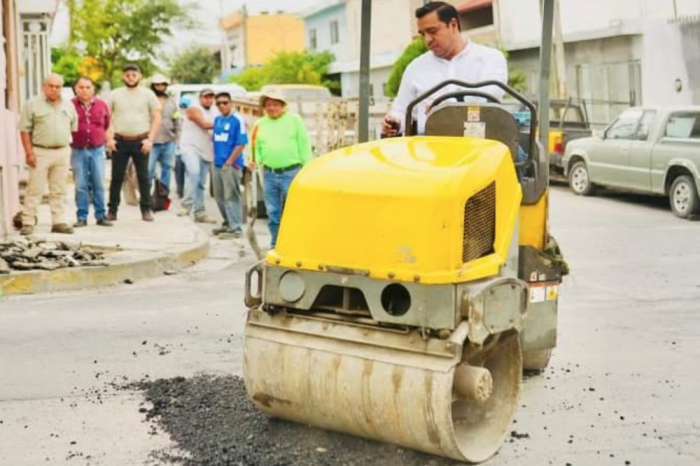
[131,374,465,466]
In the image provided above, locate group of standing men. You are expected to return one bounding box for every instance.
[18,63,313,248]
[19,64,162,235]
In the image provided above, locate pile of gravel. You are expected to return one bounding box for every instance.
[0,238,106,273]
[136,375,462,466]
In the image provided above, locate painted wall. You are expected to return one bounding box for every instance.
[246,14,305,66]
[304,3,349,62]
[1,0,23,238]
[340,66,392,99]
[499,0,700,48]
[642,20,700,106]
[345,0,414,61]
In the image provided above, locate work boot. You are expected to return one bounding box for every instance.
[176,206,191,217]
[74,220,88,228]
[51,223,74,234]
[20,225,33,236]
[194,213,215,224]
[96,218,113,227]
[106,212,117,221]
[142,211,154,222]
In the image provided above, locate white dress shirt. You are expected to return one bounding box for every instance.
[389,41,508,134]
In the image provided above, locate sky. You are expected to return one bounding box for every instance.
[51,0,323,51]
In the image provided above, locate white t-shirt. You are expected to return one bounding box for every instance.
[181,102,219,162]
[389,41,508,134]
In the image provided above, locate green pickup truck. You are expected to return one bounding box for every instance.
[563,106,700,219]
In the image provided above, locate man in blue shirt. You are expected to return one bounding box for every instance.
[212,92,248,238]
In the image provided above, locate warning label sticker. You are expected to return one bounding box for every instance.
[529,286,546,303]
[463,122,486,139]
[467,106,480,122]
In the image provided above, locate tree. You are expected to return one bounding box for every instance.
[67,0,195,86]
[230,51,336,92]
[52,46,81,85]
[385,38,428,98]
[169,46,219,84]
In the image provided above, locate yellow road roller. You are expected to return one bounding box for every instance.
[242,0,566,460]
[243,76,568,462]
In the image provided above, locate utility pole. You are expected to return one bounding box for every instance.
[358,0,372,143]
[552,0,568,99]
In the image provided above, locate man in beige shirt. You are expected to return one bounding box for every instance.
[19,73,78,235]
[106,63,161,221]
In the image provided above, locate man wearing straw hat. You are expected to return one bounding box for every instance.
[250,89,312,248]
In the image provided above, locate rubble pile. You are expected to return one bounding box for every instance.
[0,238,107,273]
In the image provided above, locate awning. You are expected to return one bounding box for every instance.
[457,0,493,13]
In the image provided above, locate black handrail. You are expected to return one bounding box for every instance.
[404,79,538,168]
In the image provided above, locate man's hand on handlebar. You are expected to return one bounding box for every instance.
[381,114,401,137]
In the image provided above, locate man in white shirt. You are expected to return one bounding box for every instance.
[382,1,508,136]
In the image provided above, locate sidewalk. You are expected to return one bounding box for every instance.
[0,201,210,296]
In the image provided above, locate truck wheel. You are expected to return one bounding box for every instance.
[669,175,700,219]
[523,349,552,373]
[568,161,596,196]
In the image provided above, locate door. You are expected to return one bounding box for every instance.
[590,108,643,187]
[626,110,657,191]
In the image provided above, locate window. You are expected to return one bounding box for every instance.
[459,4,495,30]
[665,112,700,140]
[606,109,643,140]
[309,28,317,51]
[330,20,339,45]
[635,110,657,141]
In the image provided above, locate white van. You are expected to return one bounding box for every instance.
[170,83,248,108]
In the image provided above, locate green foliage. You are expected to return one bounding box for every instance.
[385,38,428,98]
[230,51,335,92]
[52,46,81,85]
[168,46,219,84]
[68,0,195,86]
[497,46,528,94]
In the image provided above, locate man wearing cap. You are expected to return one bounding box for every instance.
[148,73,181,194]
[251,90,312,248]
[178,88,218,222]
[70,76,112,228]
[105,63,161,221]
[19,73,78,235]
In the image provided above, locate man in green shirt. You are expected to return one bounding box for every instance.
[19,73,78,235]
[251,89,312,247]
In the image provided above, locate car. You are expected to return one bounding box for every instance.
[562,106,700,218]
[512,98,592,178]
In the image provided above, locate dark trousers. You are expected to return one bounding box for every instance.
[109,139,152,213]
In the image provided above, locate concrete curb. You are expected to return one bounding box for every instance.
[0,229,210,297]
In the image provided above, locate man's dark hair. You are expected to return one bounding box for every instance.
[73,76,99,92]
[73,76,96,88]
[415,2,461,31]
[215,91,231,100]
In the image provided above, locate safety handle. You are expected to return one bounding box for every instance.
[244,261,264,308]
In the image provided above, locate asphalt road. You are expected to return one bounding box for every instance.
[1,186,699,466]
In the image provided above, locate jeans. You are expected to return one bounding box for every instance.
[71,146,107,221]
[263,166,300,248]
[181,150,210,215]
[148,141,176,192]
[212,165,243,232]
[108,139,152,213]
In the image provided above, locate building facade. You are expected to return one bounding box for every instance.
[220,9,305,70]
[493,0,700,126]
[1,0,60,237]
